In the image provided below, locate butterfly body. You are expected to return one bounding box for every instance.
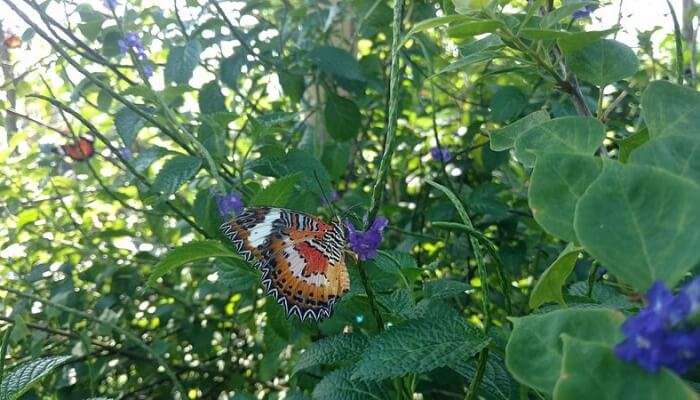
[221,207,349,321]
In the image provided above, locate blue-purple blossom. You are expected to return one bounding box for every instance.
[615,278,700,374]
[104,0,118,9]
[346,217,388,261]
[118,32,153,77]
[215,192,244,219]
[118,147,132,160]
[572,4,596,19]
[430,147,452,162]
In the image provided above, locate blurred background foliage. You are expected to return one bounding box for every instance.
[0,0,699,399]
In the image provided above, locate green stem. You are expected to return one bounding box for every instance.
[357,0,406,333]
[666,0,685,85]
[466,348,489,400]
[587,263,600,298]
[0,323,15,384]
[426,180,492,400]
[0,285,185,395]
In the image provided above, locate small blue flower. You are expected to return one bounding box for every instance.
[430,147,452,162]
[142,63,153,78]
[104,0,118,9]
[355,314,365,324]
[118,147,132,160]
[215,192,244,219]
[572,5,596,20]
[615,279,700,374]
[346,217,388,261]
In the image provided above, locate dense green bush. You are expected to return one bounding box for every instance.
[1,0,699,399]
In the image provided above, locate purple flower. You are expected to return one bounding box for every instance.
[615,278,700,374]
[118,147,132,160]
[142,63,153,78]
[104,0,118,9]
[430,147,452,162]
[215,192,244,219]
[572,5,596,19]
[346,217,388,261]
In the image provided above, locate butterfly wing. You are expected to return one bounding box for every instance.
[62,137,94,161]
[220,207,349,321]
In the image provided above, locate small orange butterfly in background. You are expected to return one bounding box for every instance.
[3,34,21,49]
[221,207,350,321]
[61,136,95,161]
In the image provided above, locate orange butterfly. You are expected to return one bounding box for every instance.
[61,137,94,161]
[221,207,350,321]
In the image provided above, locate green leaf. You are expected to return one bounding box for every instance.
[520,28,572,40]
[568,39,639,86]
[505,308,624,394]
[312,368,389,400]
[219,53,246,89]
[489,110,550,151]
[198,81,227,114]
[557,28,619,52]
[151,155,202,196]
[434,51,498,75]
[197,117,227,160]
[451,353,514,400]
[618,130,650,163]
[278,71,304,103]
[293,333,368,374]
[447,20,503,38]
[351,313,489,381]
[541,1,597,27]
[529,243,581,309]
[325,94,361,142]
[553,336,697,400]
[101,28,122,57]
[528,153,602,242]
[378,288,415,319]
[147,240,238,286]
[490,86,527,122]
[514,116,605,167]
[574,161,700,291]
[165,40,202,84]
[452,0,490,13]
[250,173,302,207]
[309,46,364,82]
[641,80,700,138]
[403,15,472,45]
[0,356,71,400]
[630,135,700,185]
[114,106,148,147]
[423,279,471,299]
[216,258,258,292]
[277,150,332,195]
[322,142,351,180]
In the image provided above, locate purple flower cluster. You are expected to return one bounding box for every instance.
[215,191,244,219]
[615,277,700,374]
[346,217,388,261]
[118,32,153,77]
[430,147,452,162]
[572,5,596,20]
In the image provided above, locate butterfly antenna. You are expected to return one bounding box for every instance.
[312,170,340,220]
[339,203,364,222]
